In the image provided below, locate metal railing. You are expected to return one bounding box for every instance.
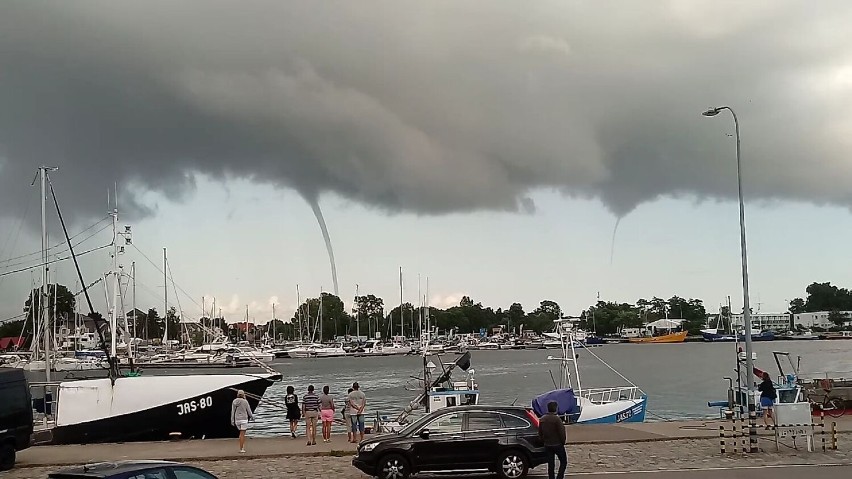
[581,386,642,404]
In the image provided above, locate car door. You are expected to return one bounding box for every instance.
[463,411,507,468]
[411,410,467,471]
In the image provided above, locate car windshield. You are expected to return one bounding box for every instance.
[398,413,435,436]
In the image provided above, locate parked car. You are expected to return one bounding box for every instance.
[0,368,33,471]
[48,461,218,479]
[352,405,548,479]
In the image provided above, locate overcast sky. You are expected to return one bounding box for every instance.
[2,1,851,325]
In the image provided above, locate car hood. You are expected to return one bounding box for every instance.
[360,432,400,447]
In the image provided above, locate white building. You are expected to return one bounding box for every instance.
[793,311,852,330]
[730,313,791,332]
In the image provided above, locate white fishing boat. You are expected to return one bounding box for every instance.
[284,343,321,358]
[533,318,647,424]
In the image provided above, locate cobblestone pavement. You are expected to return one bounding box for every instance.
[7,436,850,478]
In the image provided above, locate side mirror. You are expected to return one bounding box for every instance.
[419,428,430,440]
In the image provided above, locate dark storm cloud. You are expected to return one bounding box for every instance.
[2,0,852,225]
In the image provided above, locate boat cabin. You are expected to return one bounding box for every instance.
[427,379,479,412]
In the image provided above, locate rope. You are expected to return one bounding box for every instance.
[576,342,641,390]
[130,243,202,310]
[0,243,111,277]
[0,216,110,266]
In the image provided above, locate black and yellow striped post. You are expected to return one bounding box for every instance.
[748,409,758,453]
[720,424,726,454]
[819,410,826,452]
[831,422,838,450]
[740,415,748,454]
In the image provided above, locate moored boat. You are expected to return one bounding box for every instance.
[533,318,647,424]
[629,330,688,343]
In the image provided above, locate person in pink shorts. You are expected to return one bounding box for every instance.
[319,385,336,443]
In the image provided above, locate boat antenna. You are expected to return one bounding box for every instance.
[48,177,119,381]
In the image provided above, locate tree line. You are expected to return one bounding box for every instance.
[3,281,851,347]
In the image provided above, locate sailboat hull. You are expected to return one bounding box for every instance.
[50,373,279,444]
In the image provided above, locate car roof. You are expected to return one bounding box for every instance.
[423,405,531,416]
[48,461,181,478]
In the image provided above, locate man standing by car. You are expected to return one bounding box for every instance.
[347,382,367,443]
[538,401,567,479]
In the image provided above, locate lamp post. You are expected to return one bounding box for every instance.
[702,106,755,408]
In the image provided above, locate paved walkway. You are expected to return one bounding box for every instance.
[8,417,851,478]
[7,436,852,479]
[559,464,852,478]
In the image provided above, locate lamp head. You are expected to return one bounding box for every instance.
[702,107,721,117]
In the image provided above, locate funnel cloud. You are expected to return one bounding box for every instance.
[2,1,852,230]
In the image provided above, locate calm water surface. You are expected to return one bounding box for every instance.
[251,340,852,436]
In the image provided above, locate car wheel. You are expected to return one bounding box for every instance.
[497,450,529,479]
[0,443,15,471]
[377,453,410,479]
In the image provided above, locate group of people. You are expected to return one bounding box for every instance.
[284,382,367,446]
[230,382,368,452]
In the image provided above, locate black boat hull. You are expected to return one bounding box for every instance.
[50,374,279,444]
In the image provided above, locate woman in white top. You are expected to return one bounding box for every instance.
[231,390,253,453]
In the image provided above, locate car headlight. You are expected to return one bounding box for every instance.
[360,443,378,452]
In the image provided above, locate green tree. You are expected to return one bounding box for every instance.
[356,294,386,336]
[788,298,806,314]
[292,293,352,341]
[386,301,413,338]
[140,308,157,340]
[24,284,76,324]
[165,307,181,341]
[263,319,288,341]
[828,310,850,329]
[584,301,642,336]
[804,282,852,312]
[459,296,474,308]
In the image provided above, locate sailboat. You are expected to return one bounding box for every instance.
[533,318,647,424]
[32,171,281,444]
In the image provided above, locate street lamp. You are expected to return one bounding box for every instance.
[702,106,755,410]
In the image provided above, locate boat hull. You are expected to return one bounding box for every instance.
[701,331,736,342]
[576,396,648,424]
[628,331,688,343]
[50,373,280,444]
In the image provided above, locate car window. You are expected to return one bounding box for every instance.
[466,412,503,432]
[124,468,169,479]
[170,467,218,479]
[425,411,463,434]
[501,413,531,429]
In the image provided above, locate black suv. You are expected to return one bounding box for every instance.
[353,405,548,479]
[0,368,32,470]
[48,461,219,479]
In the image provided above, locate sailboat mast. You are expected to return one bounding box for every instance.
[132,262,137,345]
[37,167,51,380]
[163,247,168,347]
[296,284,302,342]
[110,199,119,358]
[355,284,360,339]
[399,267,403,340]
[319,289,323,343]
[272,303,276,343]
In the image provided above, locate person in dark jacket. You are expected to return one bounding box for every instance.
[758,372,777,429]
[538,401,567,479]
